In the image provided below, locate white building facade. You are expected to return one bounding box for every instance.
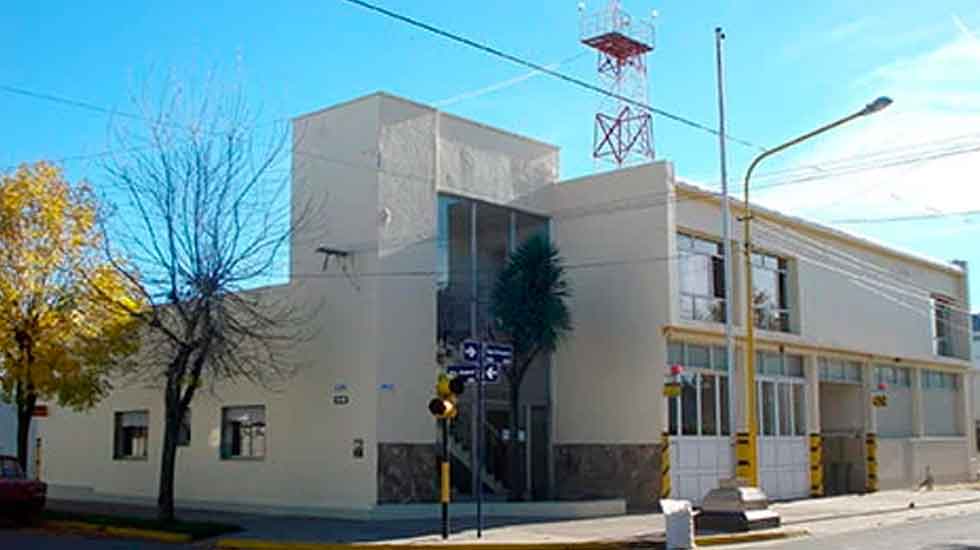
[40,93,975,514]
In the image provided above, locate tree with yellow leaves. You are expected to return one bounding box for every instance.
[0,162,144,471]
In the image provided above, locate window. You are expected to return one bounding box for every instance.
[792,384,807,436]
[0,457,24,479]
[114,410,149,460]
[677,233,726,323]
[932,295,953,357]
[921,369,960,436]
[756,351,805,378]
[178,410,191,447]
[666,341,731,436]
[752,252,791,332]
[436,194,549,357]
[819,358,863,383]
[873,364,913,437]
[221,406,266,460]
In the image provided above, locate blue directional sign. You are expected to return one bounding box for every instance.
[483,363,502,383]
[447,364,479,383]
[461,339,482,364]
[483,343,513,368]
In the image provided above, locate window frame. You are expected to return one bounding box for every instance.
[677,232,727,324]
[220,405,267,461]
[667,342,732,437]
[113,410,149,461]
[751,251,792,333]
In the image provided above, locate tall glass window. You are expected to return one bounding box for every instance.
[752,252,791,332]
[666,342,731,437]
[436,194,549,353]
[677,233,726,323]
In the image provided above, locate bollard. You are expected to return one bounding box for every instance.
[660,431,671,499]
[661,499,695,549]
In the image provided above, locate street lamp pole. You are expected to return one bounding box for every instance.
[737,96,893,487]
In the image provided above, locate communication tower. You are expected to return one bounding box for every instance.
[579,1,656,166]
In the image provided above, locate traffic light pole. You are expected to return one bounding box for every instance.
[441,417,450,540]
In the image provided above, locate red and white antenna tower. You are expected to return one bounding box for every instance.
[579,1,656,167]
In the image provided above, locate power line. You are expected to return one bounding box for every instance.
[831,209,980,224]
[336,0,763,151]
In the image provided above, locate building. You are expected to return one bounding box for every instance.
[41,93,975,515]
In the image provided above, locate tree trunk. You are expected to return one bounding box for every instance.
[15,391,37,472]
[507,379,524,501]
[157,395,182,523]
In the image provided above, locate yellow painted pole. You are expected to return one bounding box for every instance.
[809,433,823,497]
[660,431,671,498]
[736,96,891,488]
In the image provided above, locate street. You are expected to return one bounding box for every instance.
[0,529,187,549]
[742,510,980,549]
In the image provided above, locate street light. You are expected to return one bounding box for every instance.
[738,96,893,488]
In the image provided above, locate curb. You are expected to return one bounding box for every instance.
[695,528,809,547]
[215,539,659,550]
[43,520,193,544]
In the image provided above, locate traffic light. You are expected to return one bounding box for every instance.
[428,373,465,419]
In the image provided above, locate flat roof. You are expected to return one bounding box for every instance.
[293,91,560,151]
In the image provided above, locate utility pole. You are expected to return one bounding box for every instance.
[715,26,736,447]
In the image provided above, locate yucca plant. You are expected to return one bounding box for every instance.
[492,234,571,500]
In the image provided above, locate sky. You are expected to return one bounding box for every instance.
[3,1,980,308]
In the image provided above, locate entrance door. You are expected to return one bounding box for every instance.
[756,378,809,500]
[668,370,733,505]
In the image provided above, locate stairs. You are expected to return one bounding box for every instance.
[447,433,508,495]
[447,408,508,496]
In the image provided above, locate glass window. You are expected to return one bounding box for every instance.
[793,384,807,436]
[752,252,791,332]
[778,383,792,436]
[668,342,684,366]
[114,410,149,460]
[436,196,473,351]
[784,355,804,378]
[677,233,726,323]
[688,345,710,369]
[719,376,731,436]
[177,410,191,447]
[845,362,863,382]
[681,374,698,436]
[711,346,729,371]
[436,194,549,359]
[760,381,776,436]
[221,406,266,460]
[932,295,953,357]
[701,374,718,436]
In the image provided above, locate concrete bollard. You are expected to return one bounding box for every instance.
[661,499,695,549]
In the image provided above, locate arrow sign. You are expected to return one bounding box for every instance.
[462,339,482,364]
[484,364,500,383]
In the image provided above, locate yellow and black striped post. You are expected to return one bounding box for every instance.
[865,432,878,493]
[660,431,671,499]
[809,433,823,497]
[440,418,450,539]
[735,432,758,487]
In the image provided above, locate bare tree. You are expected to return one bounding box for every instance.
[102,76,316,522]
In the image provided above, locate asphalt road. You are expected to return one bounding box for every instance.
[749,510,980,549]
[0,529,188,549]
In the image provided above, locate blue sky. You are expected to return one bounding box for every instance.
[3,1,980,308]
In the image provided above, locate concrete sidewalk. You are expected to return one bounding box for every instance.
[47,484,980,547]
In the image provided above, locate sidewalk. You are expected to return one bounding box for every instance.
[47,484,980,548]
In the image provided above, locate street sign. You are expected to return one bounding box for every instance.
[462,340,482,364]
[483,343,513,367]
[484,364,501,383]
[447,364,480,383]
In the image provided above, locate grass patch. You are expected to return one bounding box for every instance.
[43,509,242,541]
